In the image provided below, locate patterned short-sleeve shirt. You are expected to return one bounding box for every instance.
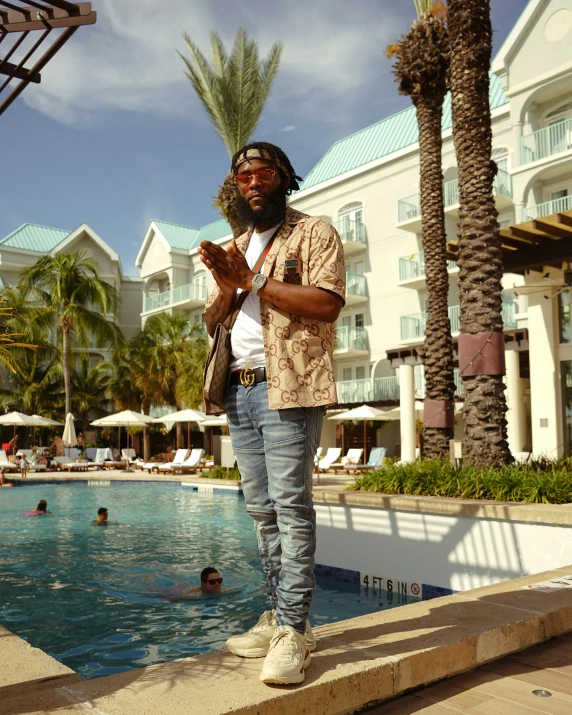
[204,207,346,410]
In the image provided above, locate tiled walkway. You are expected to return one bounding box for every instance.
[366,633,572,714]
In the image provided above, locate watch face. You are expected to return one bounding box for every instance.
[253,275,266,289]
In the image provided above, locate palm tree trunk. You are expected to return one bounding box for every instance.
[417,98,456,458]
[176,422,184,450]
[62,327,72,416]
[448,0,511,466]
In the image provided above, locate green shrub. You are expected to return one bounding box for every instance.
[348,457,572,504]
[200,466,241,480]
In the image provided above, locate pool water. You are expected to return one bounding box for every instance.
[0,484,418,678]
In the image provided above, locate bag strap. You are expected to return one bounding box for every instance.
[225,223,282,329]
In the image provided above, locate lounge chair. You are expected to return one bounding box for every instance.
[331,448,363,473]
[0,449,18,472]
[166,449,205,474]
[54,456,93,472]
[122,448,137,464]
[314,447,323,465]
[336,447,387,475]
[90,448,123,470]
[144,448,189,473]
[316,447,342,474]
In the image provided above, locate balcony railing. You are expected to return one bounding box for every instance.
[346,272,367,298]
[398,170,512,223]
[415,368,464,398]
[398,194,421,222]
[144,282,207,313]
[337,378,374,404]
[336,218,366,245]
[373,376,400,401]
[398,250,457,282]
[335,326,368,352]
[523,194,572,221]
[400,302,517,341]
[521,118,572,165]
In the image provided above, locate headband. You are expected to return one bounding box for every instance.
[232,148,289,177]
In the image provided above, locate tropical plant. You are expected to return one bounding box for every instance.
[0,303,39,374]
[349,456,572,504]
[447,0,511,465]
[175,325,210,409]
[179,28,282,237]
[386,1,455,458]
[17,252,124,417]
[71,356,112,435]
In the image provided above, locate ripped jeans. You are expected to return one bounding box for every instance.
[225,382,324,633]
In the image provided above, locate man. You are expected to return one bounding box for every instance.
[92,507,108,525]
[199,142,345,685]
[49,434,64,457]
[183,567,224,595]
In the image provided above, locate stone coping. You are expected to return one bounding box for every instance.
[3,565,572,714]
[312,487,572,526]
[7,471,241,489]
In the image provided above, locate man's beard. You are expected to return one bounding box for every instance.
[234,190,287,230]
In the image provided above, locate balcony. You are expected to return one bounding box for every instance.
[336,378,374,404]
[143,282,207,314]
[397,170,513,232]
[334,326,368,358]
[415,368,464,398]
[398,250,458,290]
[345,272,367,306]
[336,218,366,256]
[373,376,400,402]
[400,302,517,344]
[523,194,572,221]
[521,118,572,165]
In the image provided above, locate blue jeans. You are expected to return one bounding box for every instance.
[225,382,324,633]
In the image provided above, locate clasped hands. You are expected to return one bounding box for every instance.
[198,240,255,296]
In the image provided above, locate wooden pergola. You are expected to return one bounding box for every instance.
[447,209,572,275]
[0,1,96,116]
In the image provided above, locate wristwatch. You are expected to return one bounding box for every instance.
[251,274,268,296]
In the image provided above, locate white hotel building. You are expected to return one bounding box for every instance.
[136,0,572,460]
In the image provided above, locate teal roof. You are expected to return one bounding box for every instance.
[152,220,199,250]
[301,73,509,191]
[153,217,231,252]
[0,223,70,252]
[193,218,231,247]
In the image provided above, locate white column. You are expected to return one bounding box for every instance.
[505,349,525,454]
[399,364,416,463]
[513,122,523,168]
[528,292,561,458]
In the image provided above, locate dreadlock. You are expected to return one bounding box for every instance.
[231,142,303,194]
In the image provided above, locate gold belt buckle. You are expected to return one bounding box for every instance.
[239,368,255,387]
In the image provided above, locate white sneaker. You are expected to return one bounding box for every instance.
[260,625,311,685]
[226,610,276,658]
[226,610,317,658]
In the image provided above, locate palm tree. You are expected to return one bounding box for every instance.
[447,0,511,465]
[72,357,112,436]
[179,28,282,237]
[386,1,455,458]
[175,325,210,409]
[18,252,124,417]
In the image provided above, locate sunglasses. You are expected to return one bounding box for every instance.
[205,578,223,585]
[234,168,277,189]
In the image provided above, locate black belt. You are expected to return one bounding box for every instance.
[229,367,267,387]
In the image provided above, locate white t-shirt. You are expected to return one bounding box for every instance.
[230,223,281,371]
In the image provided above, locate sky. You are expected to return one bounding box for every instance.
[1,0,528,275]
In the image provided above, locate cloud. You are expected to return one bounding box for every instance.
[20,0,402,132]
[282,125,296,133]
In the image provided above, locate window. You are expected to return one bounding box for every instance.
[192,271,207,299]
[355,313,364,329]
[561,359,572,454]
[545,103,572,154]
[355,366,366,381]
[338,202,364,243]
[559,291,572,344]
[342,367,352,382]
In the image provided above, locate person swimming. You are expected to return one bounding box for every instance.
[25,499,50,516]
[92,507,109,525]
[181,567,224,595]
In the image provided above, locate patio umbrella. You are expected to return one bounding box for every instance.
[0,411,48,450]
[92,410,156,471]
[328,404,392,463]
[383,402,463,420]
[62,412,77,457]
[153,408,206,448]
[30,414,63,448]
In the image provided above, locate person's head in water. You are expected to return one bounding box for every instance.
[231,142,302,230]
[97,507,108,524]
[200,567,223,593]
[36,499,48,513]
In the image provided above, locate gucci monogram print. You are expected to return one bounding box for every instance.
[204,207,346,409]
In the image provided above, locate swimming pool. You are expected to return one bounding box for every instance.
[0,484,419,678]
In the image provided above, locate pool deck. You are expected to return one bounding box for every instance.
[3,565,572,714]
[365,631,572,714]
